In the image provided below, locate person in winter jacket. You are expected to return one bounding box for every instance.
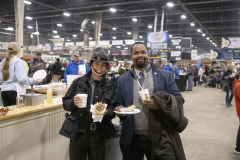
[161,58,171,72]
[62,47,117,160]
[51,58,62,82]
[232,77,240,155]
[64,50,90,83]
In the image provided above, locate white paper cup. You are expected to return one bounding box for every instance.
[138,89,150,101]
[76,94,88,108]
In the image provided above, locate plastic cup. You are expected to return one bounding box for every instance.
[76,94,88,108]
[138,89,150,101]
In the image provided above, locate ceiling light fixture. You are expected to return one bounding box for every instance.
[80,29,83,32]
[4,27,14,31]
[167,3,174,7]
[109,8,116,12]
[127,32,131,35]
[53,31,57,33]
[112,37,116,39]
[132,18,137,22]
[190,23,195,26]
[181,15,186,19]
[66,39,71,41]
[112,27,116,30]
[210,40,212,42]
[63,13,70,16]
[195,47,197,48]
[148,25,153,28]
[124,47,128,50]
[202,34,206,36]
[206,37,209,40]
[73,34,77,37]
[25,16,32,20]
[100,33,102,36]
[91,21,95,24]
[169,34,172,38]
[24,1,31,4]
[53,35,60,38]
[27,26,33,29]
[32,32,39,35]
[191,45,194,47]
[139,35,143,38]
[197,29,201,32]
[89,37,92,40]
[57,24,62,27]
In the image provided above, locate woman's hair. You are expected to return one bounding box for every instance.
[226,64,233,71]
[2,42,20,81]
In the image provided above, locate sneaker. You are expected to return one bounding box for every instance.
[189,90,192,92]
[234,149,240,155]
[226,104,230,107]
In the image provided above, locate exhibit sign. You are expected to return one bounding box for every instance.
[170,50,181,60]
[210,49,233,60]
[191,50,197,60]
[222,37,240,48]
[168,38,182,49]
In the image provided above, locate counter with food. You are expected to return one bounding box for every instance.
[0,98,69,160]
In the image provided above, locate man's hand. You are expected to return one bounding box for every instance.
[114,106,125,116]
[143,99,158,110]
[37,63,42,66]
[74,95,83,107]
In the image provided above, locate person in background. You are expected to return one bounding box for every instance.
[193,64,199,86]
[62,47,117,160]
[215,67,223,89]
[198,65,205,85]
[223,64,235,107]
[153,59,161,68]
[187,63,195,92]
[62,60,68,69]
[29,52,45,76]
[161,58,171,72]
[51,58,62,82]
[118,62,130,76]
[20,57,29,76]
[115,42,188,160]
[174,63,180,79]
[0,42,42,107]
[64,50,90,83]
[232,75,240,155]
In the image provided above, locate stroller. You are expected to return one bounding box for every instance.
[205,74,216,87]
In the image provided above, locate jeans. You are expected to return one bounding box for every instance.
[187,75,194,91]
[225,85,234,105]
[236,118,240,152]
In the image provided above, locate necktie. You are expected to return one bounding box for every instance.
[92,80,100,105]
[139,72,145,86]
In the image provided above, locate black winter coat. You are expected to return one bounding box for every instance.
[51,62,62,75]
[62,71,117,139]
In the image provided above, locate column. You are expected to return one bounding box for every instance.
[94,12,102,47]
[14,0,25,57]
[83,29,89,46]
[132,27,138,40]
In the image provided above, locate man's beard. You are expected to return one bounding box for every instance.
[135,59,146,68]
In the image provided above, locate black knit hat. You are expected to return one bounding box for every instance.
[89,47,109,63]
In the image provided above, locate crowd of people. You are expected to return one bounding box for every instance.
[1,41,240,159]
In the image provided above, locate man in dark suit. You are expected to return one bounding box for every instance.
[115,42,188,160]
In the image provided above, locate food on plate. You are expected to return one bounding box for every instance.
[0,107,9,116]
[120,105,136,112]
[94,102,106,115]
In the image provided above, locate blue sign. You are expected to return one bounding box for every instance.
[146,32,168,43]
[233,50,240,59]
[212,50,233,60]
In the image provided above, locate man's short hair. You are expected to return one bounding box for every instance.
[161,58,167,62]
[130,42,148,55]
[36,52,42,56]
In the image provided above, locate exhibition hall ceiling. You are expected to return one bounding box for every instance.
[0,0,239,54]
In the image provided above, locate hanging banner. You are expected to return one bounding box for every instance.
[146,32,168,43]
[233,50,240,59]
[222,37,240,48]
[52,38,64,43]
[41,46,51,51]
[76,42,84,46]
[168,38,182,49]
[28,46,38,51]
[125,39,135,45]
[210,49,233,60]
[170,50,181,60]
[112,40,123,45]
[99,41,110,45]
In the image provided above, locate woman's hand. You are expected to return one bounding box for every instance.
[74,95,83,107]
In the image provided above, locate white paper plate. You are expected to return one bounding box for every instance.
[33,70,47,80]
[114,108,141,114]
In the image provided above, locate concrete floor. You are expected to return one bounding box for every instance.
[112,85,240,160]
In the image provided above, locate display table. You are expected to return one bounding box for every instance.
[0,98,69,160]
